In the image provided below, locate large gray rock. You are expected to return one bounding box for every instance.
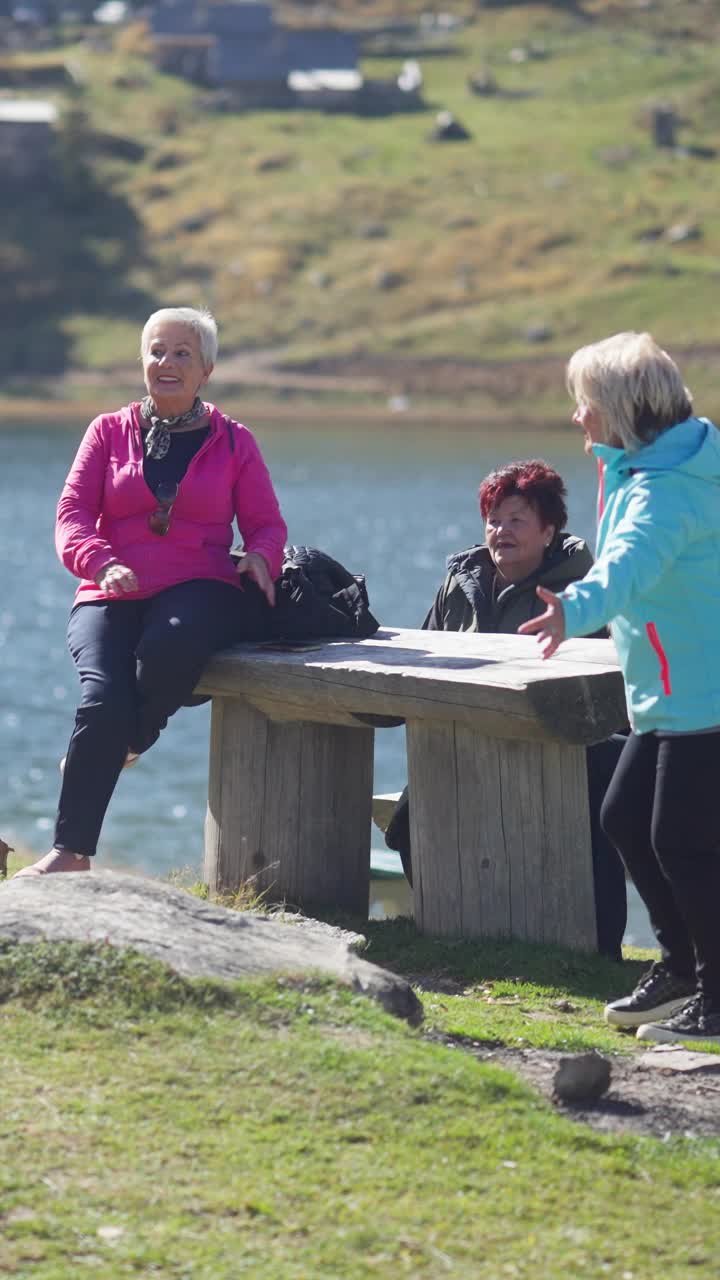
[0,871,422,1026]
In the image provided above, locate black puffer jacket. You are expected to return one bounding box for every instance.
[423,535,595,634]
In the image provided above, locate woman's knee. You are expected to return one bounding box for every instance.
[137,619,205,673]
[599,787,632,851]
[135,619,219,702]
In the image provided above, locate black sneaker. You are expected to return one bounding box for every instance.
[604,962,696,1028]
[636,994,720,1045]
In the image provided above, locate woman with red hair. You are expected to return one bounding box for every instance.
[426,460,582,632]
[385,458,628,959]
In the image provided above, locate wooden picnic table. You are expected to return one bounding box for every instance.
[196,628,626,950]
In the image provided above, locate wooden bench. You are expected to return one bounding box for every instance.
[196,628,626,950]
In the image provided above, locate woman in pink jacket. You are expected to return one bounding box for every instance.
[16,306,287,877]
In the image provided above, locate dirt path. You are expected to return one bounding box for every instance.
[449,1036,720,1140]
[273,352,570,399]
[223,345,720,401]
[412,973,720,1140]
[33,341,720,405]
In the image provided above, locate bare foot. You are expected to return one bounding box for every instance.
[13,849,92,878]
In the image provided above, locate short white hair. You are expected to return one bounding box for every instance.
[141,307,218,368]
[566,331,693,452]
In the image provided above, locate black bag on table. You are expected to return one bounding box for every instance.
[271,544,380,642]
[230,544,380,642]
[186,546,380,708]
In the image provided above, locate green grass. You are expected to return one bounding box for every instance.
[3,840,720,1275]
[2,939,720,1279]
[357,917,657,1054]
[5,0,720,410]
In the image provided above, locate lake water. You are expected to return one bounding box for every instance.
[0,413,653,946]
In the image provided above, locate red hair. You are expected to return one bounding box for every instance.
[478,460,568,531]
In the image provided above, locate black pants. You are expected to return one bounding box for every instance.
[601,730,720,1001]
[385,735,628,960]
[55,579,268,859]
[585,735,629,960]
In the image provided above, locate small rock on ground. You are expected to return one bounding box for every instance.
[553,1052,612,1103]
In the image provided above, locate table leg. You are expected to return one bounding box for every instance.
[204,696,374,914]
[406,719,598,949]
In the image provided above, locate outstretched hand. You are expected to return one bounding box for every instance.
[235,551,276,606]
[517,585,566,659]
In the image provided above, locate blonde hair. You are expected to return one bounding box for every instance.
[566,331,693,452]
[141,307,218,368]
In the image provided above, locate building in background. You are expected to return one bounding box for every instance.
[148,0,422,113]
[0,97,57,181]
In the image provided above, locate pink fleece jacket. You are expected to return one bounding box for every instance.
[56,402,288,604]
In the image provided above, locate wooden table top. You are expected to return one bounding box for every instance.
[197,628,627,745]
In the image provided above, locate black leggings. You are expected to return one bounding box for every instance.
[601,729,720,1001]
[55,579,268,859]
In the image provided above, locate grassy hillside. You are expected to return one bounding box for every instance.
[4,0,720,400]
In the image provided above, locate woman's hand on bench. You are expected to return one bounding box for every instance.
[235,551,276,607]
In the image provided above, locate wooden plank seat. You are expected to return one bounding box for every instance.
[195,628,626,950]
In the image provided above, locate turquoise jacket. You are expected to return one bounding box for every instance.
[559,416,720,734]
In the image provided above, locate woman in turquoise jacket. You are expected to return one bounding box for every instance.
[521,331,720,1045]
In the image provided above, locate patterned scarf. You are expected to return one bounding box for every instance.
[140,396,206,460]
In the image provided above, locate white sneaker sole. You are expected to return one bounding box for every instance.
[635,1021,720,1045]
[604,994,693,1028]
